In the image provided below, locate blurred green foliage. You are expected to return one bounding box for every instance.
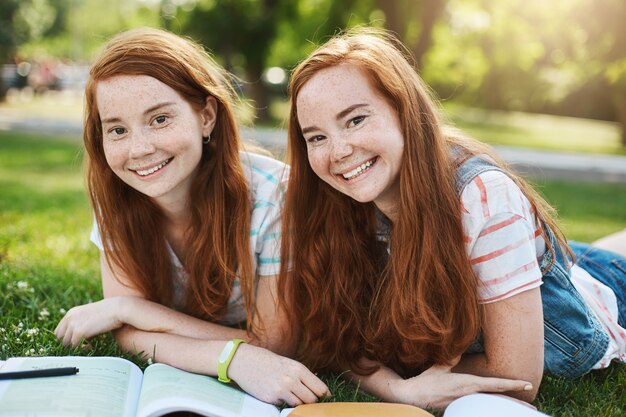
[1,0,625,143]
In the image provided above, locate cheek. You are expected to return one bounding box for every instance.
[102,142,127,170]
[306,148,329,177]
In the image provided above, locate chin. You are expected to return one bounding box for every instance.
[348,194,376,204]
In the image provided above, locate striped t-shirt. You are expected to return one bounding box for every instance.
[91,152,288,325]
[461,170,625,368]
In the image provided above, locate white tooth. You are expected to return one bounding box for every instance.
[136,159,169,176]
[342,159,374,180]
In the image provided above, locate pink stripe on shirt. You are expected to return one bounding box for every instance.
[482,260,538,286]
[478,215,521,237]
[474,176,490,218]
[479,278,542,303]
[471,234,534,264]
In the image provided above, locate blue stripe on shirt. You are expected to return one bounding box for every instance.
[258,257,281,264]
[254,201,276,209]
[252,166,280,185]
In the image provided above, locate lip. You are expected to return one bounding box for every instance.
[335,156,378,182]
[129,157,173,177]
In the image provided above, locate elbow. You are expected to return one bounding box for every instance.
[111,325,142,355]
[248,329,297,358]
[504,365,542,404]
[517,359,543,402]
[482,353,543,404]
[513,384,539,404]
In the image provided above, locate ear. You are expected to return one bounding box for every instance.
[200,95,218,137]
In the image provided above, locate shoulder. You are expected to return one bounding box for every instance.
[459,170,530,218]
[459,169,540,251]
[239,152,289,190]
[239,152,289,210]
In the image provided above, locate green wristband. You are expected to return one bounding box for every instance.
[217,339,246,383]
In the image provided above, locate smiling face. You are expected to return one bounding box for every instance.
[96,74,216,211]
[296,64,404,219]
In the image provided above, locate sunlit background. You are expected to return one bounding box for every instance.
[1,0,625,148]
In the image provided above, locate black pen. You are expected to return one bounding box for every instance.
[0,367,79,380]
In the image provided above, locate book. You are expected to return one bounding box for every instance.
[287,396,549,417]
[287,402,434,416]
[0,356,549,417]
[0,356,289,417]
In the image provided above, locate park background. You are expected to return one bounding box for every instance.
[1,0,626,416]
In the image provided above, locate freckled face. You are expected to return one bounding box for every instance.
[296,64,404,217]
[96,75,215,210]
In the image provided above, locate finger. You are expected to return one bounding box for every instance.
[71,333,82,347]
[474,376,533,393]
[53,319,66,339]
[71,328,87,347]
[281,392,304,407]
[290,383,320,404]
[62,328,74,347]
[300,373,331,399]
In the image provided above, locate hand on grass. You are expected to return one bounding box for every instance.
[54,297,126,347]
[393,356,533,411]
[227,343,331,406]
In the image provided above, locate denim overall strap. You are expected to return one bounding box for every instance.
[537,228,608,377]
[454,154,505,197]
[568,241,626,327]
[455,154,609,378]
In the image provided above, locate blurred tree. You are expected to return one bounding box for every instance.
[417,0,626,147]
[376,0,446,69]
[0,0,57,99]
[569,0,626,146]
[0,0,22,64]
[180,0,297,122]
[179,0,376,122]
[16,0,160,61]
[266,0,373,68]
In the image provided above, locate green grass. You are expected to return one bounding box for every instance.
[444,105,626,156]
[1,131,625,416]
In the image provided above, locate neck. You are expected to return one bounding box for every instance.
[159,198,192,262]
[376,202,399,224]
[154,194,191,228]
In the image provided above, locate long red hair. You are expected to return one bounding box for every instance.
[279,28,570,376]
[84,28,255,327]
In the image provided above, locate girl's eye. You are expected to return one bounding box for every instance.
[109,127,126,136]
[348,115,366,127]
[306,135,326,144]
[154,115,167,125]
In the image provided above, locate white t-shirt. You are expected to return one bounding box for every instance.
[461,170,626,368]
[91,152,288,325]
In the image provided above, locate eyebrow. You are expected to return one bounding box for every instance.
[301,103,368,135]
[100,102,176,124]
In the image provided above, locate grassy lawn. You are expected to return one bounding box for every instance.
[444,105,626,156]
[1,131,625,416]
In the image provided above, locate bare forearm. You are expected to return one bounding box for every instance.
[455,353,539,402]
[346,358,534,411]
[113,325,225,375]
[112,326,331,406]
[118,296,247,341]
[348,365,402,402]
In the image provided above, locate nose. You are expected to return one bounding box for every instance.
[330,135,354,162]
[128,128,156,158]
